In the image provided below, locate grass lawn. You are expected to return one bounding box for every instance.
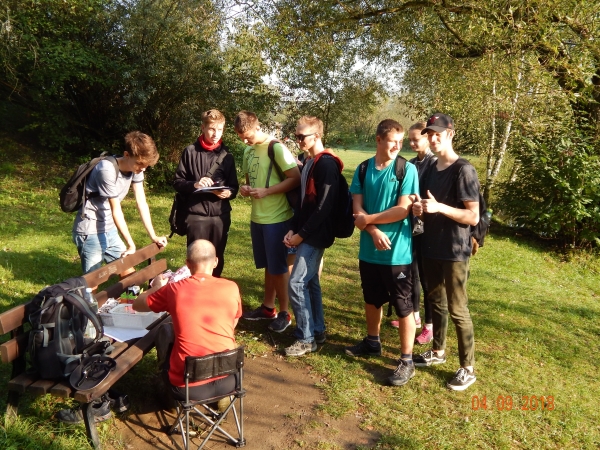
[0,135,599,449]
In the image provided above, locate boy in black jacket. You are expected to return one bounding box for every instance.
[283,116,342,356]
[173,109,239,277]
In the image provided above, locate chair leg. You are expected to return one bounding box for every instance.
[5,391,20,421]
[82,402,102,450]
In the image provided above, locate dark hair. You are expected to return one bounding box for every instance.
[376,119,404,138]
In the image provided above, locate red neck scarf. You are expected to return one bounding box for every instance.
[304,149,344,203]
[199,134,222,151]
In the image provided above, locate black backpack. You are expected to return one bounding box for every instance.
[26,277,104,380]
[266,140,301,211]
[331,163,354,239]
[60,153,119,213]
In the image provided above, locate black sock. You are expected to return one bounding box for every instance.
[366,335,380,347]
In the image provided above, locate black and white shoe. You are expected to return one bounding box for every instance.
[447,368,476,391]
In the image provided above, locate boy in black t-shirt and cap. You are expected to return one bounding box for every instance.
[412,113,480,391]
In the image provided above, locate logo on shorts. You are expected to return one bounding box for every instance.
[397,272,406,279]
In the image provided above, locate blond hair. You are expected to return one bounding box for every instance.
[124,131,159,166]
[297,116,324,135]
[201,109,225,126]
[234,111,259,133]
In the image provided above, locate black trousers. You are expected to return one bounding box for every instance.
[186,212,231,277]
[411,234,432,323]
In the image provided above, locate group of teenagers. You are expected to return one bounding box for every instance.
[70,109,481,413]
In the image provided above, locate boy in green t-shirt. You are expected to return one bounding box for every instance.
[235,111,301,333]
[347,119,420,387]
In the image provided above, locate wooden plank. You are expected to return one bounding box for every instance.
[28,379,57,396]
[95,259,167,307]
[0,305,27,335]
[7,372,37,394]
[0,333,28,364]
[50,382,72,398]
[73,316,171,403]
[83,243,163,288]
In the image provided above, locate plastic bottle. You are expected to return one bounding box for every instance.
[83,287,98,340]
[481,209,493,227]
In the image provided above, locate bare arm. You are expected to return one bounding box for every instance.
[133,274,168,312]
[419,190,479,226]
[352,193,392,250]
[132,182,168,247]
[353,194,416,228]
[109,197,136,256]
[249,166,301,199]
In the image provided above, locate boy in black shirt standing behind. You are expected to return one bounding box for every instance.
[412,113,480,391]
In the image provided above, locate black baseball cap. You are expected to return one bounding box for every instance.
[421,113,455,134]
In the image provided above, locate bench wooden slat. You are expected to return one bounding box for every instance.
[8,372,37,394]
[0,306,29,335]
[82,243,163,288]
[0,333,28,364]
[29,379,57,396]
[50,382,72,398]
[95,259,167,306]
[73,316,171,403]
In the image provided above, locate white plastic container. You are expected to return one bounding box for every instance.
[99,304,165,329]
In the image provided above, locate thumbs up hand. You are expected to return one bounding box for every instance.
[412,193,423,216]
[422,190,441,214]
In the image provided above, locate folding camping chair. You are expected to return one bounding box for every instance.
[167,346,246,449]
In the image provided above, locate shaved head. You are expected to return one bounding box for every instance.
[186,240,217,273]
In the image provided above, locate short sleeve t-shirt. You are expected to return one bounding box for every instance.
[146,275,242,387]
[242,139,296,224]
[350,157,419,265]
[72,159,144,235]
[420,158,481,261]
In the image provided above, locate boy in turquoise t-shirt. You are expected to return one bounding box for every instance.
[347,119,420,387]
[235,111,301,333]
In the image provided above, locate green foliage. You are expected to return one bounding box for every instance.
[498,129,600,248]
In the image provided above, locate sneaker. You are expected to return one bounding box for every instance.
[388,359,416,386]
[413,349,446,367]
[242,305,277,320]
[390,320,399,329]
[414,317,422,328]
[415,327,433,345]
[285,340,317,356]
[345,338,381,357]
[56,399,112,424]
[314,331,326,345]
[447,367,476,391]
[105,389,130,413]
[268,311,291,333]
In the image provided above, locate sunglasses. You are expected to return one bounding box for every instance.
[295,133,316,142]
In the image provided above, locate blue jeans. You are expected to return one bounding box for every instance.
[72,227,126,274]
[289,243,325,343]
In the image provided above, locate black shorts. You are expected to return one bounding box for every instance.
[358,260,413,318]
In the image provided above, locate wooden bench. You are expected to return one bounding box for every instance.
[0,243,169,450]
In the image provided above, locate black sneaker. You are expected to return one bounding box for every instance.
[56,399,112,424]
[243,305,277,320]
[105,389,130,413]
[388,359,416,386]
[345,338,381,357]
[413,349,446,367]
[268,311,291,333]
[314,331,326,345]
[447,368,476,391]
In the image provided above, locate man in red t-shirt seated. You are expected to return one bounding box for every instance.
[134,239,242,400]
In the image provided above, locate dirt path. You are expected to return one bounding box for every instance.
[108,351,379,449]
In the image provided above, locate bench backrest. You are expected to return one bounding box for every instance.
[0,243,165,364]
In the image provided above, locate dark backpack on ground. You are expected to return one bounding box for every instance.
[59,153,119,213]
[266,140,301,211]
[169,150,228,238]
[26,277,104,380]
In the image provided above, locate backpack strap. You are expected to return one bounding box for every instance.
[266,140,283,188]
[358,159,370,187]
[86,155,120,202]
[66,290,104,340]
[204,149,228,179]
[359,156,407,189]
